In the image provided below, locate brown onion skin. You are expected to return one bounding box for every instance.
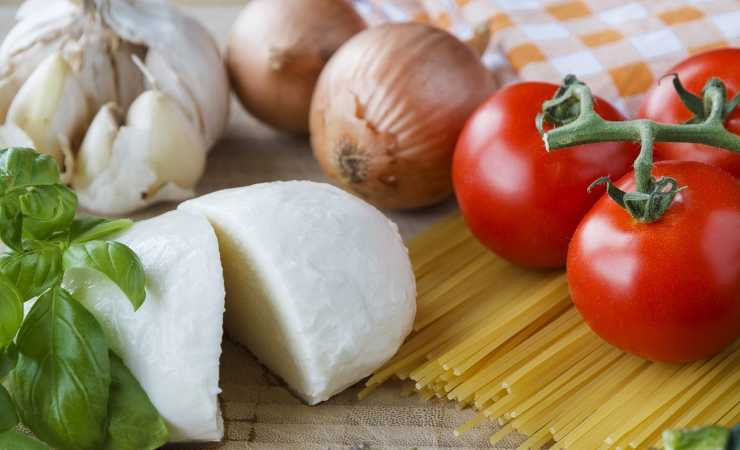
[310,23,495,209]
[227,0,365,134]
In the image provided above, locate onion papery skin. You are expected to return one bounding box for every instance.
[227,0,366,134]
[310,23,495,209]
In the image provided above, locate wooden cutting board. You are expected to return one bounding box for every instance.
[0,4,505,449]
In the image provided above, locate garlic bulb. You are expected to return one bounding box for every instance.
[0,0,230,214]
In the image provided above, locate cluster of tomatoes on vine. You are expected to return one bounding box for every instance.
[452,48,740,364]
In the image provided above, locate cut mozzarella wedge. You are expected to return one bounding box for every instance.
[62,210,226,442]
[179,181,416,405]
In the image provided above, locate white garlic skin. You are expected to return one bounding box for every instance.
[0,1,145,118]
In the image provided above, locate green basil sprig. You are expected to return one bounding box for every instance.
[13,287,111,449]
[0,148,168,450]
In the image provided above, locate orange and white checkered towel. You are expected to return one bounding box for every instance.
[353,0,740,114]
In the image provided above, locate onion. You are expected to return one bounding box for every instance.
[310,23,495,210]
[226,0,366,134]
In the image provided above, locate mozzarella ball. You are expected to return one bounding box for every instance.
[180,181,416,404]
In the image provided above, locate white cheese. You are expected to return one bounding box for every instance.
[62,210,225,442]
[179,181,416,405]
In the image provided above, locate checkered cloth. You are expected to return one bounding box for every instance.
[352,0,740,115]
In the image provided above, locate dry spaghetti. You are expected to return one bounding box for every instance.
[360,215,740,449]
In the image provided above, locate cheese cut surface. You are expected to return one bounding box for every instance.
[179,181,416,405]
[62,210,226,442]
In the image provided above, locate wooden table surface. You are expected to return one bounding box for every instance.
[0,4,503,450]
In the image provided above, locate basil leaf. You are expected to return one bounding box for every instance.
[0,199,22,252]
[103,353,169,450]
[0,384,17,432]
[0,342,18,380]
[70,218,133,244]
[0,274,23,350]
[63,241,146,311]
[0,245,63,301]
[664,426,730,450]
[12,288,111,450]
[19,184,77,240]
[0,430,50,450]
[0,148,60,189]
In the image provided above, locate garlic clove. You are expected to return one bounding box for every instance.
[0,77,20,123]
[74,124,192,216]
[73,90,206,215]
[126,90,206,190]
[6,52,90,166]
[0,123,35,149]
[75,102,121,189]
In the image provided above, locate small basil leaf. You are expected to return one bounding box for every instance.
[12,288,111,450]
[0,274,23,350]
[19,184,77,240]
[103,352,169,450]
[63,241,146,311]
[70,218,133,244]
[0,245,63,301]
[0,430,50,450]
[0,199,22,252]
[0,384,17,432]
[0,342,18,380]
[663,426,730,450]
[0,148,60,189]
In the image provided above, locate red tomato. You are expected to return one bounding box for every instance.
[453,82,639,268]
[640,48,740,177]
[568,161,740,363]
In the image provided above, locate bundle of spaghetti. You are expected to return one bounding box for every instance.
[361,215,740,449]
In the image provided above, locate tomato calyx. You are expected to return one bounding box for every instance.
[665,74,740,124]
[535,74,583,132]
[538,75,740,223]
[588,175,684,223]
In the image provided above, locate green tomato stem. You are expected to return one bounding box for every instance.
[543,82,740,154]
[539,76,740,222]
